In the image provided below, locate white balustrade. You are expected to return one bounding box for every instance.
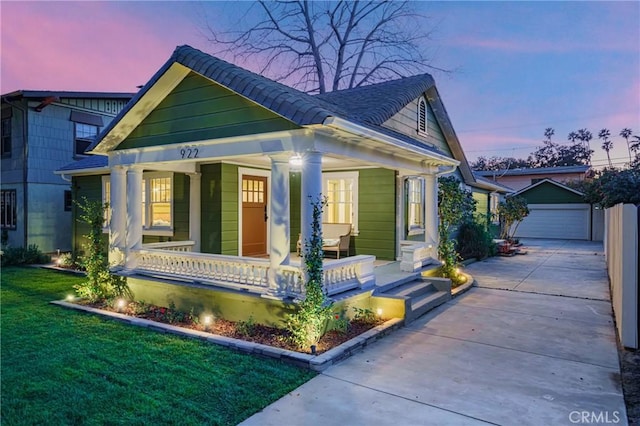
[131,248,375,297]
[141,241,195,252]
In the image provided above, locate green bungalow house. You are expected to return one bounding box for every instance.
[57,45,489,320]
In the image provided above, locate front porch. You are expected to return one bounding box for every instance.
[126,240,437,300]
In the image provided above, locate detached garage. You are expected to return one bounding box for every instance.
[512,179,592,240]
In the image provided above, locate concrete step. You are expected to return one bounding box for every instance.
[407,290,450,323]
[374,273,421,294]
[383,279,437,299]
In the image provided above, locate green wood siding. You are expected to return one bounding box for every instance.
[71,175,106,256]
[356,168,396,260]
[200,163,238,255]
[473,191,489,223]
[289,172,301,253]
[520,182,585,204]
[382,100,453,158]
[116,72,300,150]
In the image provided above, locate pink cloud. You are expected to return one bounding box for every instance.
[1,2,204,93]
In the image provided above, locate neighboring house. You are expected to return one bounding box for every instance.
[470,173,513,226]
[511,178,603,241]
[474,165,590,192]
[1,91,134,252]
[57,45,483,302]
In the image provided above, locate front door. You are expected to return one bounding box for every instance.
[241,175,268,257]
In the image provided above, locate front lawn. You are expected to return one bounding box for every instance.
[1,267,315,425]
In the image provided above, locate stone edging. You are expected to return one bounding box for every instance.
[451,272,475,298]
[51,300,404,372]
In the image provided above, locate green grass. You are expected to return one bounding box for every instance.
[1,267,315,425]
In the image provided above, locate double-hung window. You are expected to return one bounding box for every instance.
[322,171,358,234]
[102,172,173,234]
[1,190,17,229]
[405,177,425,236]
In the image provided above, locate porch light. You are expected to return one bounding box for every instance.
[290,154,303,167]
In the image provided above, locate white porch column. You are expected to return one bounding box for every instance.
[268,154,291,294]
[300,151,323,256]
[108,166,126,267]
[424,172,439,256]
[125,166,143,270]
[188,172,201,252]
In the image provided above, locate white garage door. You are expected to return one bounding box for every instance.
[514,204,591,240]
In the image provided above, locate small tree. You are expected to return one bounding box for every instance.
[497,196,529,241]
[286,196,333,350]
[437,176,476,279]
[74,197,129,302]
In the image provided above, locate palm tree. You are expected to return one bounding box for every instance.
[620,128,633,163]
[598,128,613,168]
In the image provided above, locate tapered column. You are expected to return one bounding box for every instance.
[300,151,323,257]
[268,155,291,294]
[424,172,439,256]
[125,166,143,270]
[108,166,126,267]
[188,172,201,252]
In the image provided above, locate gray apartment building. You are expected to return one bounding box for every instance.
[1,91,133,252]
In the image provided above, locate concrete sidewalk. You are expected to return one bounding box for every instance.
[241,239,627,425]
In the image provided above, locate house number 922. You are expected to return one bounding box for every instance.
[180,147,199,159]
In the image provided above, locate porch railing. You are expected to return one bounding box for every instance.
[130,248,375,297]
[141,241,195,252]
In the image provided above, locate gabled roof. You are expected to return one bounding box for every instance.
[89,46,463,160]
[471,173,514,193]
[512,178,584,197]
[474,165,590,178]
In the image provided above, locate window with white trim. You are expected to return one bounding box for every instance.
[490,192,500,224]
[102,176,111,229]
[322,171,358,234]
[405,177,425,235]
[417,98,427,134]
[102,172,173,233]
[1,190,17,229]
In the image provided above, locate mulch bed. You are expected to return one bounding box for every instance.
[78,299,383,355]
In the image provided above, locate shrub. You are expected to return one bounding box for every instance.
[285,196,334,349]
[1,244,51,266]
[352,306,378,325]
[74,197,129,302]
[457,221,497,260]
[236,316,257,337]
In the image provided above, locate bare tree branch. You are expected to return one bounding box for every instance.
[203,0,447,93]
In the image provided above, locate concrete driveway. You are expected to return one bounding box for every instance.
[241,239,627,425]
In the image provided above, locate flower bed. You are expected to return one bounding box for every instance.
[76,299,384,355]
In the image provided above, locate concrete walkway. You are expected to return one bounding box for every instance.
[241,239,627,425]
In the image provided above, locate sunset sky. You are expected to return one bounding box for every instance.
[1,1,638,168]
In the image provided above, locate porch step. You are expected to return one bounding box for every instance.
[378,277,451,323]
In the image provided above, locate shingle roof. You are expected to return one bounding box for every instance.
[75,45,460,173]
[57,155,108,172]
[474,165,590,177]
[316,73,436,125]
